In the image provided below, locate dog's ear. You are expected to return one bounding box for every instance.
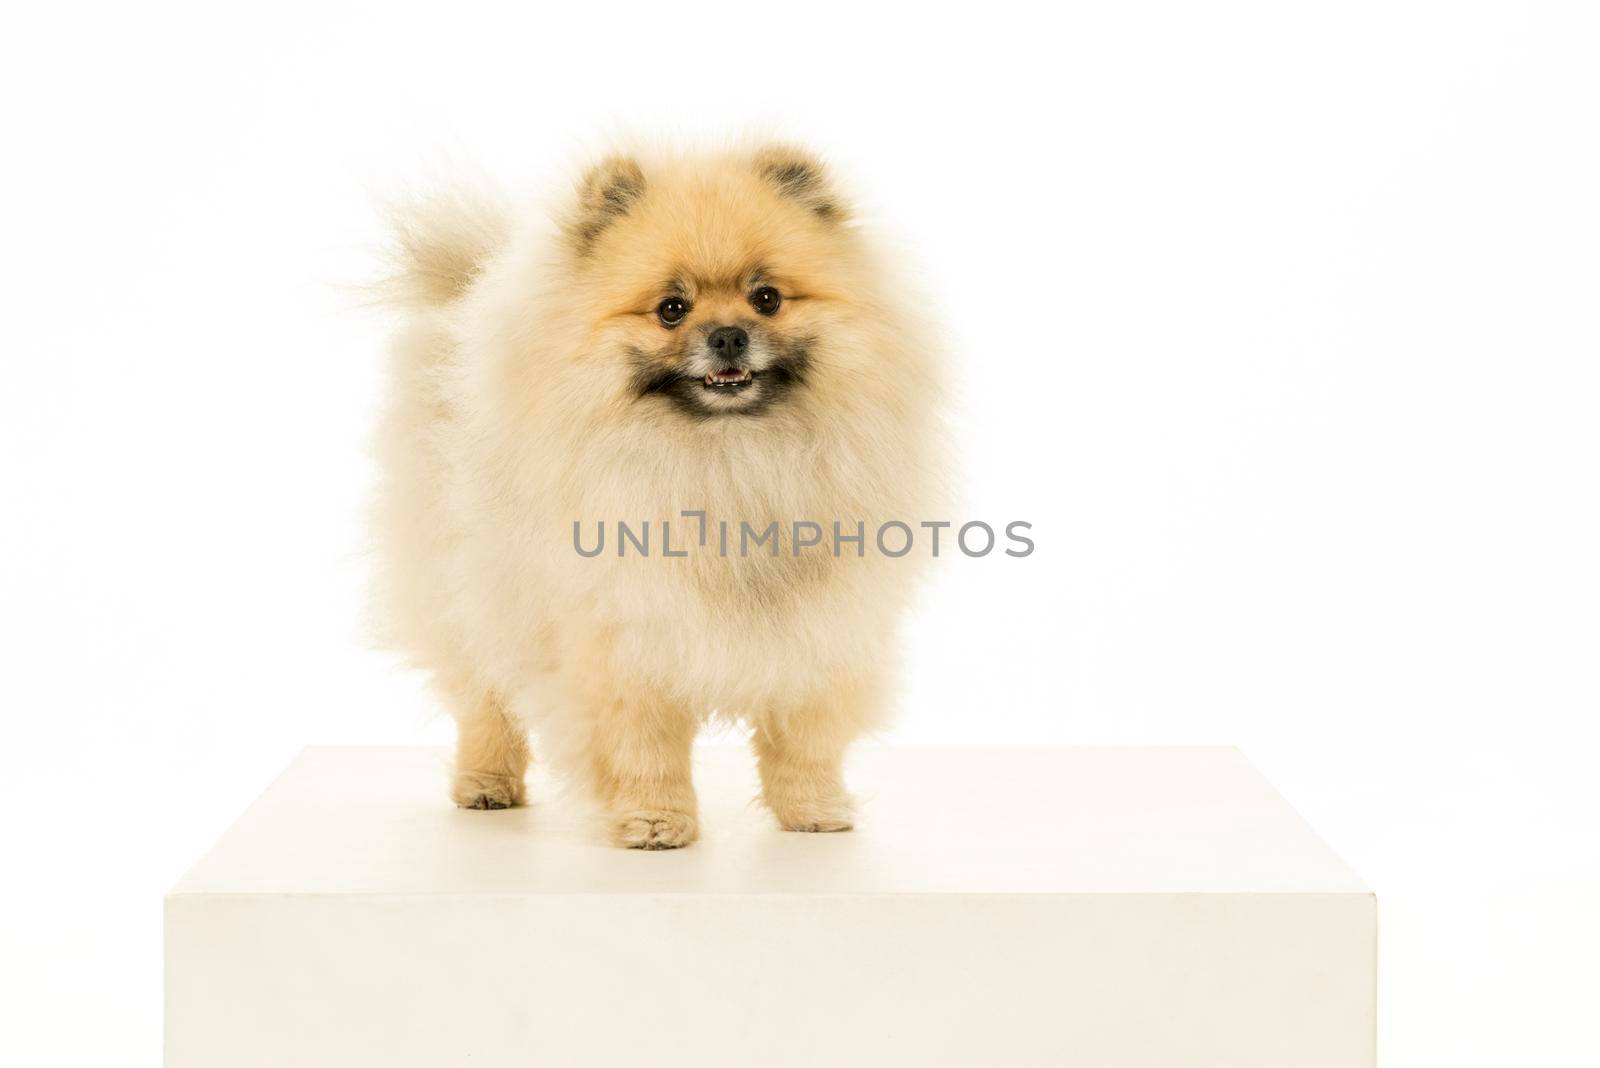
[754,145,845,222]
[567,154,646,254]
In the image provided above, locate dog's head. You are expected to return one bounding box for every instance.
[555,145,893,422]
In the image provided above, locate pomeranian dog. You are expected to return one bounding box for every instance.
[371,143,944,848]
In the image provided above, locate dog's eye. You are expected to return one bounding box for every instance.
[750,286,782,316]
[657,297,690,327]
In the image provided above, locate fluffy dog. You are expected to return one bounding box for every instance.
[371,144,944,848]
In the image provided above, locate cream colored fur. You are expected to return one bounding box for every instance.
[371,144,944,848]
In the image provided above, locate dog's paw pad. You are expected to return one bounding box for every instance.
[771,796,856,833]
[614,810,698,850]
[784,816,854,833]
[451,772,526,810]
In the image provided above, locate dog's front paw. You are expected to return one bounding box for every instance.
[769,794,855,833]
[452,771,526,810]
[613,809,698,850]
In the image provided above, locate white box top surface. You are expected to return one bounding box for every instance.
[171,746,1368,897]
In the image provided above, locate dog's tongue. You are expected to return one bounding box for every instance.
[707,369,750,383]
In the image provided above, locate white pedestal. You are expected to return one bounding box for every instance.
[166,746,1375,1067]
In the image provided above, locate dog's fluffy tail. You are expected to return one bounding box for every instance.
[377,185,512,310]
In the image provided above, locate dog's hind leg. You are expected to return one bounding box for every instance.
[447,683,531,810]
[752,674,882,833]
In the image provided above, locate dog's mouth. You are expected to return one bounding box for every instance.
[630,336,812,419]
[703,368,755,391]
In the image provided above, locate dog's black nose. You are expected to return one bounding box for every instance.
[706,326,749,359]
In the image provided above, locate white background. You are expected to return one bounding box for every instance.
[2,2,1596,1064]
